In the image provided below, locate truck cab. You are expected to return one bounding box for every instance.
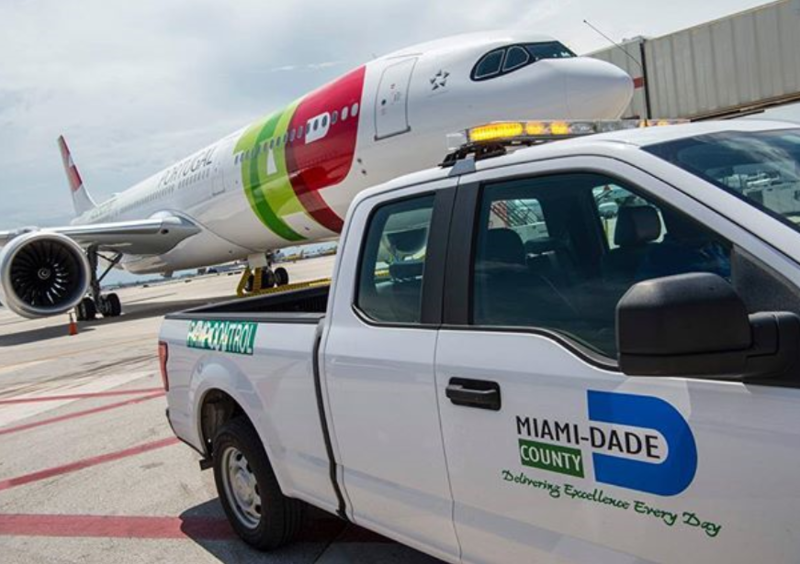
[162,119,800,563]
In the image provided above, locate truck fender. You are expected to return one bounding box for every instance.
[188,353,293,494]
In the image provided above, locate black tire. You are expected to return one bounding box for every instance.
[263,269,276,289]
[245,274,255,293]
[213,418,305,550]
[274,267,289,286]
[106,293,122,317]
[78,297,96,321]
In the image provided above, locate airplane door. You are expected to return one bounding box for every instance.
[374,57,417,140]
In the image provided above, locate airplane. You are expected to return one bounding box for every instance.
[0,30,633,321]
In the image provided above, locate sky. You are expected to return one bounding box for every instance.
[0,0,793,237]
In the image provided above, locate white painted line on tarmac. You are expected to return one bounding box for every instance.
[0,371,155,428]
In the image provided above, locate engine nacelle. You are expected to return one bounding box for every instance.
[0,232,90,318]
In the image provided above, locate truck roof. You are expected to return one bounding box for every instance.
[356,119,799,205]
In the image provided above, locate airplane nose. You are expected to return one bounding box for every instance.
[559,58,634,119]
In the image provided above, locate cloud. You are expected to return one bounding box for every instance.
[268,62,342,73]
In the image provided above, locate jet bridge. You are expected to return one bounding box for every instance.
[588,0,800,120]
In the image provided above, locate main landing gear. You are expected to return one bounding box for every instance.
[75,247,123,321]
[238,254,290,296]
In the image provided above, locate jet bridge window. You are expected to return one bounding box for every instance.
[356,195,435,324]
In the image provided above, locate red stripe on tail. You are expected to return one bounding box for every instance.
[57,135,83,193]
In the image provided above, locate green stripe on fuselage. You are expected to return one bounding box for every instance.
[235,106,305,242]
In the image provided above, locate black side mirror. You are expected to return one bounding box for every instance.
[617,273,800,380]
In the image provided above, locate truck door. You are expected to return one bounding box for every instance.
[322,180,459,561]
[374,57,417,140]
[434,160,800,564]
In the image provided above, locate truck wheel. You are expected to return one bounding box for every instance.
[213,418,305,550]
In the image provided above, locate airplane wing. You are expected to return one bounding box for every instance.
[0,216,201,256]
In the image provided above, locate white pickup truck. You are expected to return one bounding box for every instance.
[160,120,800,564]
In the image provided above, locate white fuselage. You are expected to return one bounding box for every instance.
[73,31,633,274]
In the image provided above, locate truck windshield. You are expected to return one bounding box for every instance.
[645,129,800,233]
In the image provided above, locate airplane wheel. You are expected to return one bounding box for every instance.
[245,274,255,293]
[263,269,276,289]
[106,293,122,317]
[274,267,289,287]
[77,297,97,321]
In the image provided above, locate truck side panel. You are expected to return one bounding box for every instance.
[163,317,340,513]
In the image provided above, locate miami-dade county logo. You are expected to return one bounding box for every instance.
[516,391,697,496]
[186,320,258,356]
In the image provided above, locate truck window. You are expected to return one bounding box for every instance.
[357,195,435,324]
[646,129,800,236]
[472,173,733,358]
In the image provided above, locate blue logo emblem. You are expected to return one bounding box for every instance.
[587,391,697,496]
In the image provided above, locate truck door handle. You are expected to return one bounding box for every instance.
[445,378,501,411]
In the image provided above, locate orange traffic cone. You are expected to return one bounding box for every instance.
[68,312,79,336]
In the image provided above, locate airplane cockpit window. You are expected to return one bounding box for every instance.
[474,49,504,79]
[525,41,575,61]
[472,42,576,81]
[503,46,529,72]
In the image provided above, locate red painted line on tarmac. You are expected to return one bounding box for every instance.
[0,437,180,492]
[0,387,164,405]
[0,392,165,437]
[0,514,389,543]
[0,514,235,540]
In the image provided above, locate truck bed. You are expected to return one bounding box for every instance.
[165,285,329,323]
[161,282,338,513]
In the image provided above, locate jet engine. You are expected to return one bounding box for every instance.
[0,232,90,318]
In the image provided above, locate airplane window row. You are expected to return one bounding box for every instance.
[176,168,210,189]
[471,42,576,81]
[116,184,177,216]
[236,102,360,164]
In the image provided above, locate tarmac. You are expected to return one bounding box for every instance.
[0,255,440,563]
